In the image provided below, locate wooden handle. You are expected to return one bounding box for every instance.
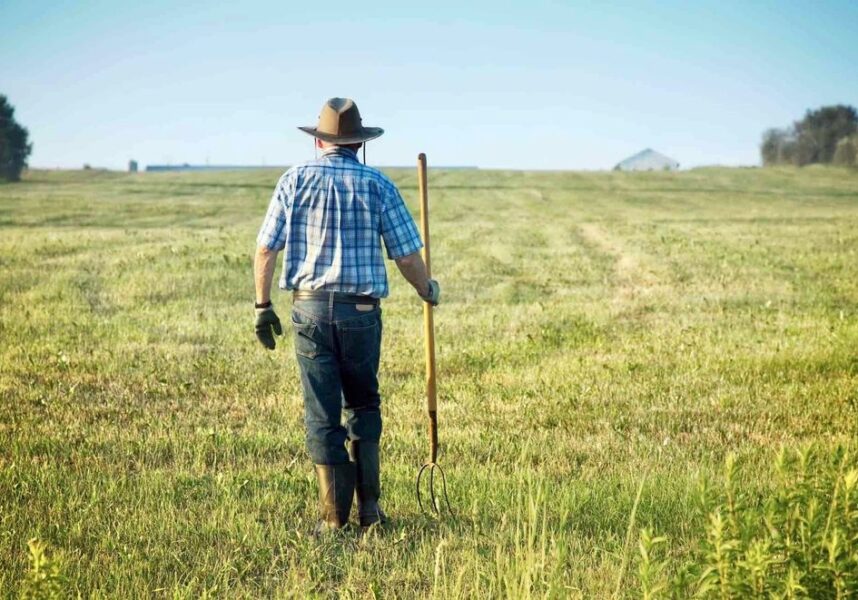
[417,153,431,276]
[417,153,438,462]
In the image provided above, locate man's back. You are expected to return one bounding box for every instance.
[252,97,439,532]
[257,146,422,298]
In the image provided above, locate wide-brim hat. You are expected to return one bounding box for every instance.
[298,97,384,144]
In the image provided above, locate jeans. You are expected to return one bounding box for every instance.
[291,297,383,465]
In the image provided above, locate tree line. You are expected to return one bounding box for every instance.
[5,95,858,180]
[761,105,858,167]
[0,95,33,182]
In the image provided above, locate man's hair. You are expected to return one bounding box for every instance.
[318,140,363,152]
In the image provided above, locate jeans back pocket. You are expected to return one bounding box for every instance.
[339,315,381,367]
[292,312,320,359]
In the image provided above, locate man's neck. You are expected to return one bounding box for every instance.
[321,145,358,158]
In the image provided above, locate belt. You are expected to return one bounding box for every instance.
[292,290,380,306]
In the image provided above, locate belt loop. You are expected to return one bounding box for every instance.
[328,292,334,321]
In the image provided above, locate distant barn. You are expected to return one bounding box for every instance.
[614,148,679,171]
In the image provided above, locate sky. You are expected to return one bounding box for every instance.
[2,0,857,170]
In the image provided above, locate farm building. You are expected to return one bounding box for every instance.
[614,148,679,171]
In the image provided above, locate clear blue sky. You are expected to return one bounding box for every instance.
[2,0,856,170]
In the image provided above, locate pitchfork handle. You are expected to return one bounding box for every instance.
[418,153,438,463]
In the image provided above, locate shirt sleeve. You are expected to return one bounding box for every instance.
[256,174,291,251]
[380,182,423,260]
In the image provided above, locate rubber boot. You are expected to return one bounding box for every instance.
[314,463,355,533]
[348,441,388,528]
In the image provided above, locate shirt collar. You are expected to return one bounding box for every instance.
[321,146,359,160]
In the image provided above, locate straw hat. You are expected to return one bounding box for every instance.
[298,97,384,144]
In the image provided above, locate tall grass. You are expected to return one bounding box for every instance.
[1,166,857,596]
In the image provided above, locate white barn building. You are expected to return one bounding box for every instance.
[614,148,679,171]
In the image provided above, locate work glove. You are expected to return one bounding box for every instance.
[420,279,441,306]
[255,304,282,350]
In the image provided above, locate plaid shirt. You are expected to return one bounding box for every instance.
[257,147,423,298]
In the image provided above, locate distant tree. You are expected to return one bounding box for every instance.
[778,134,799,166]
[760,127,800,166]
[761,129,779,166]
[0,95,33,181]
[833,134,858,167]
[761,128,788,166]
[794,105,857,164]
[760,104,857,167]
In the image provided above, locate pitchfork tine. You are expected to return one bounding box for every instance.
[417,462,453,514]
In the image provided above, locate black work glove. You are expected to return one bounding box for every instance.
[255,304,282,350]
[420,279,441,306]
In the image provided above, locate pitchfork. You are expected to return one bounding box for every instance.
[415,153,453,515]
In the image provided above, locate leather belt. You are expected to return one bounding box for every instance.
[292,290,380,306]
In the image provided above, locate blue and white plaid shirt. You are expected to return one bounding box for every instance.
[257,147,423,298]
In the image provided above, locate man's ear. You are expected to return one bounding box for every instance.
[315,138,324,149]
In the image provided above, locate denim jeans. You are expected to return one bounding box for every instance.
[291,297,383,465]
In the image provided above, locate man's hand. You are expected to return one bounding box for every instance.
[420,279,441,306]
[255,305,282,350]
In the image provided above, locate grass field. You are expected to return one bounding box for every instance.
[1,165,857,598]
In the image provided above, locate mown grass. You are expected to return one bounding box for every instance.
[1,165,857,598]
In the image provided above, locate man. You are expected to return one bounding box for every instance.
[253,98,440,532]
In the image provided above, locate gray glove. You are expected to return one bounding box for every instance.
[255,305,282,350]
[420,279,440,306]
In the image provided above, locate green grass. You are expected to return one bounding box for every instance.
[1,165,857,598]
